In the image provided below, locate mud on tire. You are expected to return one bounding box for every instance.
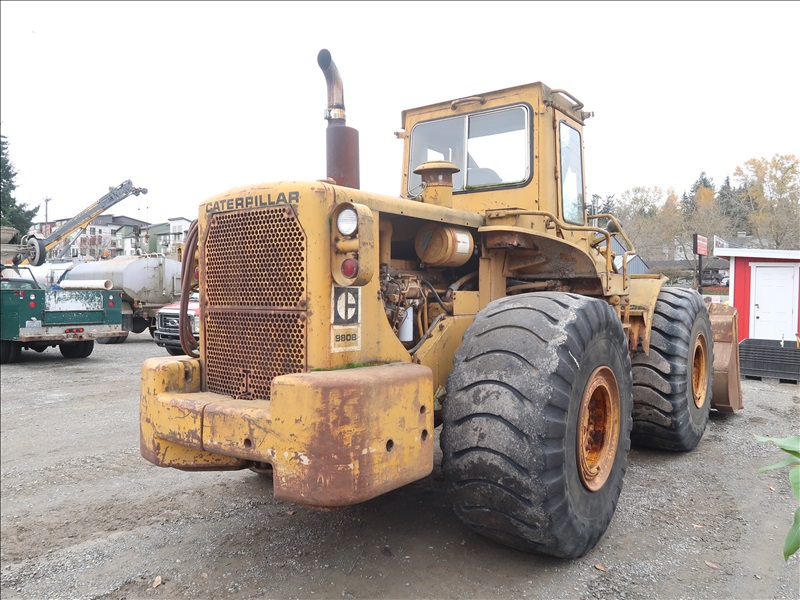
[631,287,713,452]
[441,292,632,559]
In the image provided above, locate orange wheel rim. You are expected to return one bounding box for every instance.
[691,334,709,409]
[577,366,621,492]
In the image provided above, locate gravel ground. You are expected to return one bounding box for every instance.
[1,332,798,600]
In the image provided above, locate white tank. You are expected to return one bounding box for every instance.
[26,261,74,289]
[64,254,182,305]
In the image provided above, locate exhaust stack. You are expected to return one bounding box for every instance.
[318,49,360,190]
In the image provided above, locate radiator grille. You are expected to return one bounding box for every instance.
[205,207,306,308]
[203,207,307,399]
[204,311,306,399]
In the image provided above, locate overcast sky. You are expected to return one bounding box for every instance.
[1,1,798,226]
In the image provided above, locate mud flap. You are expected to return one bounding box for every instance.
[708,303,743,413]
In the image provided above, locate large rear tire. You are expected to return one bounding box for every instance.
[60,341,93,359]
[631,287,713,452]
[1,340,21,364]
[60,343,84,359]
[442,292,632,559]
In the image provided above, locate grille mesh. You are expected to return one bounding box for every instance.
[205,207,306,308]
[204,311,306,399]
[203,207,307,399]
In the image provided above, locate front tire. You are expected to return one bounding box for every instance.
[442,292,632,559]
[166,346,185,356]
[631,287,713,452]
[97,333,128,345]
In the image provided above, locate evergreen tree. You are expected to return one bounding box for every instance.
[717,176,750,234]
[1,134,39,233]
[690,171,715,195]
[680,191,694,217]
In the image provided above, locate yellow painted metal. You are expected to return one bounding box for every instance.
[413,315,475,393]
[331,202,375,286]
[707,303,744,412]
[141,359,434,506]
[140,356,245,470]
[626,275,668,354]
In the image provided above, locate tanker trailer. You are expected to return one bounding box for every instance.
[61,254,182,343]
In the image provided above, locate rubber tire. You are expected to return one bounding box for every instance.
[631,287,713,452]
[442,292,632,559]
[97,333,128,345]
[28,237,46,266]
[1,340,21,364]
[166,346,185,356]
[80,340,94,358]
[132,317,150,334]
[60,343,85,359]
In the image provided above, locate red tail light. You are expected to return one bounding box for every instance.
[108,301,115,307]
[29,301,36,308]
[341,258,359,279]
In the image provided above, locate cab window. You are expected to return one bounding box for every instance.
[408,105,530,194]
[559,121,584,224]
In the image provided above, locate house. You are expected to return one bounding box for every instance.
[713,247,800,343]
[609,237,649,275]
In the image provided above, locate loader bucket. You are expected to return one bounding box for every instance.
[707,303,743,413]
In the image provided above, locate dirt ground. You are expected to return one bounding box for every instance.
[1,332,798,600]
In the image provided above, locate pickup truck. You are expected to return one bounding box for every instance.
[153,293,200,356]
[1,266,125,363]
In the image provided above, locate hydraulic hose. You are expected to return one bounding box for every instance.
[179,219,200,358]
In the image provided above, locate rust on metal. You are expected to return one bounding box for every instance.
[577,366,621,492]
[144,362,435,507]
[318,49,360,189]
[202,207,308,400]
[691,333,710,409]
[707,303,744,413]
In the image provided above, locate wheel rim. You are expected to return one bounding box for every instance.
[691,334,709,409]
[577,366,620,492]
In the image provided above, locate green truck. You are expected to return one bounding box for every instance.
[1,265,125,363]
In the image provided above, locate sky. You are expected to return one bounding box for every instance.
[1,1,798,226]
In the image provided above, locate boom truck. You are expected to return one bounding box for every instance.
[140,50,743,559]
[32,180,149,262]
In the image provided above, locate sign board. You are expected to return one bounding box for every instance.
[693,234,708,256]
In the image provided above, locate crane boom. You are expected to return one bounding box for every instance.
[42,180,148,257]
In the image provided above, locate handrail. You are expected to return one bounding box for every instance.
[485,208,614,276]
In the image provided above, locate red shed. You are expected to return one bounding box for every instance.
[713,247,800,343]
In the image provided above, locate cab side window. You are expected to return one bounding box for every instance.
[559,122,585,224]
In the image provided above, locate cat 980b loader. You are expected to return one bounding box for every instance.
[140,49,742,559]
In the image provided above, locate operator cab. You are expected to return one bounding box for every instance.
[402,82,589,226]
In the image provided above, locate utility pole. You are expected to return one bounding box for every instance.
[44,197,52,235]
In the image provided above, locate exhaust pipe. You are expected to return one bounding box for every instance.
[317,49,360,190]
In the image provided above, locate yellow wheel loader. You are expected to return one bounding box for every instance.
[140,49,742,559]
